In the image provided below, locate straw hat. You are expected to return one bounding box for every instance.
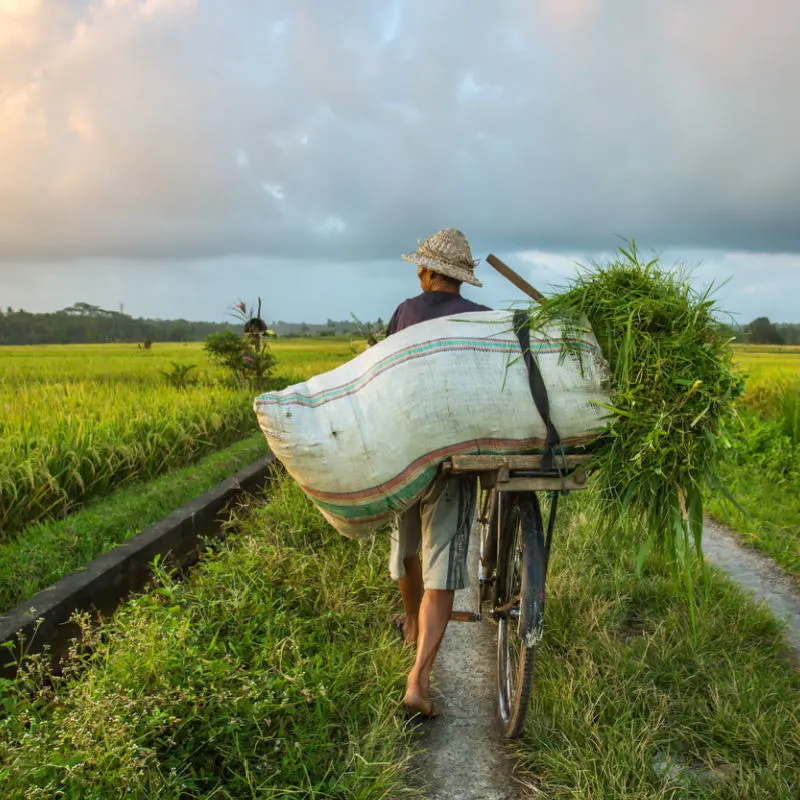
[401,228,483,287]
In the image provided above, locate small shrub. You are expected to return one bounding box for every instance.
[161,362,197,390]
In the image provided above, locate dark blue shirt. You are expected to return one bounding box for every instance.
[386,291,492,336]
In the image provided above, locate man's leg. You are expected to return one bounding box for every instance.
[398,555,422,645]
[403,475,476,717]
[389,504,423,645]
[403,588,454,715]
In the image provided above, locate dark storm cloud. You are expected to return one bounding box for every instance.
[1,0,799,264]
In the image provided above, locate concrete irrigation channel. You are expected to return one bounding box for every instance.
[0,455,277,680]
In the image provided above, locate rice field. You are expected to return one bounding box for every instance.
[732,344,800,382]
[1,336,795,541]
[0,338,357,537]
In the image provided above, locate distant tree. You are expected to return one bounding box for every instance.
[747,316,784,345]
[64,302,103,317]
[349,313,387,345]
[776,323,800,345]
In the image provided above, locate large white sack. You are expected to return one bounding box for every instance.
[254,310,612,539]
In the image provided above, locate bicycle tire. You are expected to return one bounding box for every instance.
[495,493,546,739]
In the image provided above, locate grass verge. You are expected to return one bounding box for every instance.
[707,463,800,579]
[515,494,800,799]
[0,475,415,799]
[0,433,270,614]
[706,410,800,578]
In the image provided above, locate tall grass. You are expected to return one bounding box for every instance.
[515,494,800,798]
[0,381,254,534]
[0,476,415,798]
[740,377,800,446]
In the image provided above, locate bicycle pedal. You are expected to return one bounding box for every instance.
[450,610,482,622]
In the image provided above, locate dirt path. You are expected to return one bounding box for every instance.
[702,517,800,658]
[406,524,535,800]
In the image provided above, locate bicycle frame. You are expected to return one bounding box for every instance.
[443,453,591,738]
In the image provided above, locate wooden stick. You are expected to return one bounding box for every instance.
[486,254,546,304]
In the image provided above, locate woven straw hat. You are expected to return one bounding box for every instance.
[401,228,483,287]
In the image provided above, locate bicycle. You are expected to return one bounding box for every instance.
[443,452,590,739]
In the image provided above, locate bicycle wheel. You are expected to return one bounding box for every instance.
[495,493,546,739]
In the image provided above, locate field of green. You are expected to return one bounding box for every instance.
[0,339,357,537]
[708,344,800,575]
[732,343,800,381]
[1,339,800,797]
[2,476,799,798]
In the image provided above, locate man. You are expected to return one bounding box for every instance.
[385,228,491,718]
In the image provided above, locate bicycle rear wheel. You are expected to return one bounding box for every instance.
[495,493,546,739]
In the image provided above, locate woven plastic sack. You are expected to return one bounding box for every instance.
[254,310,612,538]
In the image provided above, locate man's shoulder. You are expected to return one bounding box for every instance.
[387,295,423,336]
[456,297,493,313]
[390,294,422,314]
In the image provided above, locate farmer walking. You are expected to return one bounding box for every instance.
[386,228,491,718]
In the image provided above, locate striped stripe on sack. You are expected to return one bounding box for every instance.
[300,433,598,523]
[256,334,601,411]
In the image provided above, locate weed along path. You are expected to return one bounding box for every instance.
[406,525,533,800]
[703,517,800,658]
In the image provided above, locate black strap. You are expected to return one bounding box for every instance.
[513,310,561,472]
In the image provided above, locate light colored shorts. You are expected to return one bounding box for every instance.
[388,474,477,591]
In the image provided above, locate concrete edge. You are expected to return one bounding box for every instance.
[0,454,278,679]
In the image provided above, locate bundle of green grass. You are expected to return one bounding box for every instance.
[528,242,743,622]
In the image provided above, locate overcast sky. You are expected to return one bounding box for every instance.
[1,0,799,324]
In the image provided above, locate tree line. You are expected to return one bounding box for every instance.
[734,318,800,346]
[0,303,242,346]
[1,302,797,347]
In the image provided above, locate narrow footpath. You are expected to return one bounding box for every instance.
[702,517,800,659]
[406,524,535,800]
[407,517,800,798]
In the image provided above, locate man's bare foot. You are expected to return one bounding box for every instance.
[403,686,440,719]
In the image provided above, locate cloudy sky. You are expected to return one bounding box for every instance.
[1,0,799,324]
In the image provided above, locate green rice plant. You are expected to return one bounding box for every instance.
[161,361,198,389]
[777,380,800,446]
[742,378,800,446]
[527,242,743,631]
[0,340,355,537]
[0,383,255,535]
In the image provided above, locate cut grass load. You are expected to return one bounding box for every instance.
[0,476,415,799]
[528,243,743,626]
